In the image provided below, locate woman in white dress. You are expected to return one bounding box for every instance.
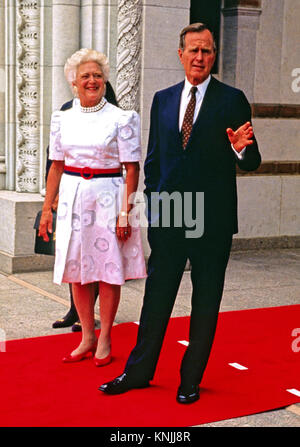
[39,49,146,366]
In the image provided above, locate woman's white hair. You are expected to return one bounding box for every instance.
[64,48,110,95]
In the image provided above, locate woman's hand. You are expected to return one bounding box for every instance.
[226,121,254,152]
[51,194,59,212]
[116,161,139,242]
[116,212,132,242]
[39,161,64,242]
[38,209,53,242]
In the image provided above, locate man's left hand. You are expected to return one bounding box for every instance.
[226,121,254,152]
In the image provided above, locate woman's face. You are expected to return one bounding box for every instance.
[73,61,105,107]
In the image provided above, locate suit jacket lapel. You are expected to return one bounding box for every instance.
[164,81,184,148]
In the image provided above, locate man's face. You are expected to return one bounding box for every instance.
[178,30,216,85]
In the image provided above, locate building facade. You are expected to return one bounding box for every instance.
[0,0,299,273]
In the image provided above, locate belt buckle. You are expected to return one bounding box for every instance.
[81,166,93,179]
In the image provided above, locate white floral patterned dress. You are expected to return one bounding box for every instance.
[49,98,147,285]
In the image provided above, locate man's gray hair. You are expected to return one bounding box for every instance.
[179,23,217,52]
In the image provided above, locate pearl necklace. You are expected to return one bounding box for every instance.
[80,97,106,113]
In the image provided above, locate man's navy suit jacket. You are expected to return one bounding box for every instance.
[144,76,261,236]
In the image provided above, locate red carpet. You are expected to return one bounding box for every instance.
[1,305,300,427]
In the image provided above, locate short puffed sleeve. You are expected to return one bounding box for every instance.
[117,110,142,163]
[49,111,64,160]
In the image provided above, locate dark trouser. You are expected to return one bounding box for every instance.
[124,227,232,386]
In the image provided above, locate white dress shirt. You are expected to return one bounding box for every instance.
[179,76,211,131]
[179,75,245,159]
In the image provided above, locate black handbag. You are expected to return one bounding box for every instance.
[33,210,57,255]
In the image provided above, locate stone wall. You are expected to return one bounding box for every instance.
[221,0,300,249]
[0,0,299,272]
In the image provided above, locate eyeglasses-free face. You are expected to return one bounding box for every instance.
[178,30,216,86]
[73,61,106,107]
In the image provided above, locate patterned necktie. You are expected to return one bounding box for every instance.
[181,86,197,149]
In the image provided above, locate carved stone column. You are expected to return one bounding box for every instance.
[52,0,80,111]
[4,0,16,191]
[15,0,40,192]
[0,3,6,189]
[221,0,262,102]
[81,0,109,53]
[116,0,142,111]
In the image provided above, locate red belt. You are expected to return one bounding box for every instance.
[64,166,122,180]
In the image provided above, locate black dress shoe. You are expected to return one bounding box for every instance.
[176,384,200,404]
[52,310,78,328]
[71,321,82,332]
[99,373,150,395]
[72,321,98,332]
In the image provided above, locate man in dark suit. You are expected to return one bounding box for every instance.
[99,23,261,403]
